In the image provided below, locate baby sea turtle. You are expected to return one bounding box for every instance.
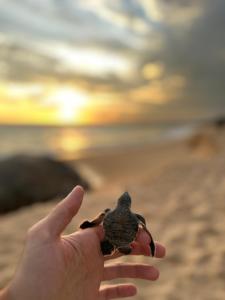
[80,192,155,256]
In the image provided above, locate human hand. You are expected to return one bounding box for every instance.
[2,186,166,300]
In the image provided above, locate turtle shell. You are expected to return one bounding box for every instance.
[103,208,139,247]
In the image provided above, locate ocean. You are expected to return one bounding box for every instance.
[0,124,195,161]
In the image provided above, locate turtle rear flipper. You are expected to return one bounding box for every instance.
[80,212,106,229]
[118,246,132,255]
[101,240,114,255]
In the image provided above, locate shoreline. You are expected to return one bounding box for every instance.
[60,124,197,162]
[0,123,198,162]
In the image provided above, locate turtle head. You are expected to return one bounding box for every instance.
[117,192,132,208]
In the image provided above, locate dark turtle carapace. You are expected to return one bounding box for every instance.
[80,192,155,256]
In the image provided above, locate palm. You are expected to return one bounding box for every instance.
[60,230,104,300]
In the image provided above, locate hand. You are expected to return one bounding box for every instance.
[2,186,166,300]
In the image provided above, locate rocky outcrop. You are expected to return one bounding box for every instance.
[0,155,90,214]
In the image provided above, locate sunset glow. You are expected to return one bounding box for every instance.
[46,88,89,124]
[0,1,224,125]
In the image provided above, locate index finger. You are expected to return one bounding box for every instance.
[132,228,166,258]
[131,241,166,258]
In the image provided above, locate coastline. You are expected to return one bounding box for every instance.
[0,123,197,162]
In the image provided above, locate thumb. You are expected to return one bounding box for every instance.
[45,185,84,238]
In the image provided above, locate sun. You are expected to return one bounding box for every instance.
[47,88,88,124]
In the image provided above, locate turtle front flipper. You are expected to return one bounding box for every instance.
[80,212,106,229]
[149,235,156,257]
[135,213,146,225]
[137,218,155,257]
[101,240,115,255]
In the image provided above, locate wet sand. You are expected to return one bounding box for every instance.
[0,126,225,299]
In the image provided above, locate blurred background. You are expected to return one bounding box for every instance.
[0,1,225,299]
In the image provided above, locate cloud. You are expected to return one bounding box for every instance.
[129,74,186,105]
[136,0,225,116]
[0,0,146,48]
[0,0,225,121]
[0,40,58,82]
[141,0,204,24]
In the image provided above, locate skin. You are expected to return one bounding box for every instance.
[0,186,166,300]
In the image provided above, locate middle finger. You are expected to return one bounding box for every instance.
[103,263,159,281]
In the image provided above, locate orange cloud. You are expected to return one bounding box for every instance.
[130,75,186,104]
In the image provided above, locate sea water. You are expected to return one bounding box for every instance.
[0,124,195,160]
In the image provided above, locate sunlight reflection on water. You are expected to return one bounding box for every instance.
[50,128,89,160]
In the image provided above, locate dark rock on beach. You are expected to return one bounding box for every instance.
[0,155,90,214]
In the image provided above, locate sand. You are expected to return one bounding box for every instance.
[0,125,225,299]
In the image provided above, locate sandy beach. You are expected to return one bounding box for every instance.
[0,125,225,300]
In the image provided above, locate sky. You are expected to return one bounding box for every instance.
[0,0,225,125]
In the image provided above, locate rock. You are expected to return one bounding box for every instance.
[0,155,90,214]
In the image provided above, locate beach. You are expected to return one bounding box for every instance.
[0,125,225,299]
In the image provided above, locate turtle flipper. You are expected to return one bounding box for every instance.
[101,240,115,255]
[135,213,146,225]
[118,246,132,255]
[138,220,156,257]
[80,212,106,229]
[150,238,155,257]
